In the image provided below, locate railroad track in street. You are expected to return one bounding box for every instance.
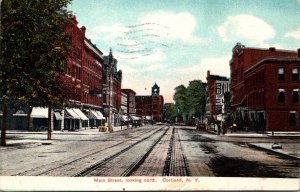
[15,126,164,176]
[163,127,190,176]
[75,126,170,177]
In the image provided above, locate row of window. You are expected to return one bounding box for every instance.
[278,89,299,104]
[216,82,230,95]
[278,67,299,81]
[83,56,101,73]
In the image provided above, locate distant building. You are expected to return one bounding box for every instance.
[205,71,230,124]
[230,43,300,132]
[121,89,136,115]
[135,83,164,122]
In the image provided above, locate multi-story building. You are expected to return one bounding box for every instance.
[2,16,106,131]
[121,89,137,124]
[102,50,122,127]
[205,70,230,124]
[121,89,136,115]
[230,43,300,132]
[58,16,106,130]
[135,83,164,122]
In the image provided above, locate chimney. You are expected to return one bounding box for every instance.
[81,26,86,36]
[207,70,210,77]
[269,47,276,51]
[298,48,300,58]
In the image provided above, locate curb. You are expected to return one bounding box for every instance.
[248,143,300,161]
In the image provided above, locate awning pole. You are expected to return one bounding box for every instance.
[61,109,64,131]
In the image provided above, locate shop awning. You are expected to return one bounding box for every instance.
[65,108,81,119]
[89,110,102,120]
[13,109,27,116]
[96,111,105,120]
[73,108,89,120]
[54,112,63,120]
[122,115,131,121]
[131,116,140,120]
[31,107,48,118]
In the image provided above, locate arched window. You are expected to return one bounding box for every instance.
[292,89,299,103]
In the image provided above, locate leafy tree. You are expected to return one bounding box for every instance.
[186,80,206,122]
[173,80,206,125]
[0,0,73,146]
[163,103,177,122]
[173,85,188,122]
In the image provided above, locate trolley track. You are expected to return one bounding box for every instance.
[15,126,164,176]
[75,126,170,177]
[163,127,190,176]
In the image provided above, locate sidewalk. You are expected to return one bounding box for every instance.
[6,126,131,135]
[3,126,135,147]
[206,129,300,138]
[248,143,300,160]
[204,129,300,160]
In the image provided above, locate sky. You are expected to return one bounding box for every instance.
[68,0,300,103]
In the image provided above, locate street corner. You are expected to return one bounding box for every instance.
[248,143,300,161]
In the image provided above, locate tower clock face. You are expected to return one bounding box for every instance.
[154,89,157,92]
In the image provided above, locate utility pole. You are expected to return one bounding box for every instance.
[127,92,130,129]
[107,49,114,133]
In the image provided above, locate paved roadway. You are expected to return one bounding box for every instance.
[0,125,299,177]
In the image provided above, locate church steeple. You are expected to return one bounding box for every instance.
[151,82,160,96]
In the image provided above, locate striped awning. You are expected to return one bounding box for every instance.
[65,108,81,119]
[89,110,102,120]
[73,108,88,120]
[96,111,105,120]
[54,112,63,120]
[31,107,48,118]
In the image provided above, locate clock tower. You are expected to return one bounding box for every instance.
[151,83,160,96]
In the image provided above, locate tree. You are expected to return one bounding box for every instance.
[186,80,206,123]
[163,103,177,122]
[173,85,188,122]
[173,80,206,125]
[0,0,73,146]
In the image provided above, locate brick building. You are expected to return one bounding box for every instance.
[135,83,164,122]
[66,16,104,107]
[1,16,106,131]
[121,89,136,115]
[205,71,230,125]
[230,43,300,132]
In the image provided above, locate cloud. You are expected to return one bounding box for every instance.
[298,0,300,4]
[116,48,166,64]
[141,11,201,44]
[284,27,300,40]
[173,56,231,82]
[218,14,275,46]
